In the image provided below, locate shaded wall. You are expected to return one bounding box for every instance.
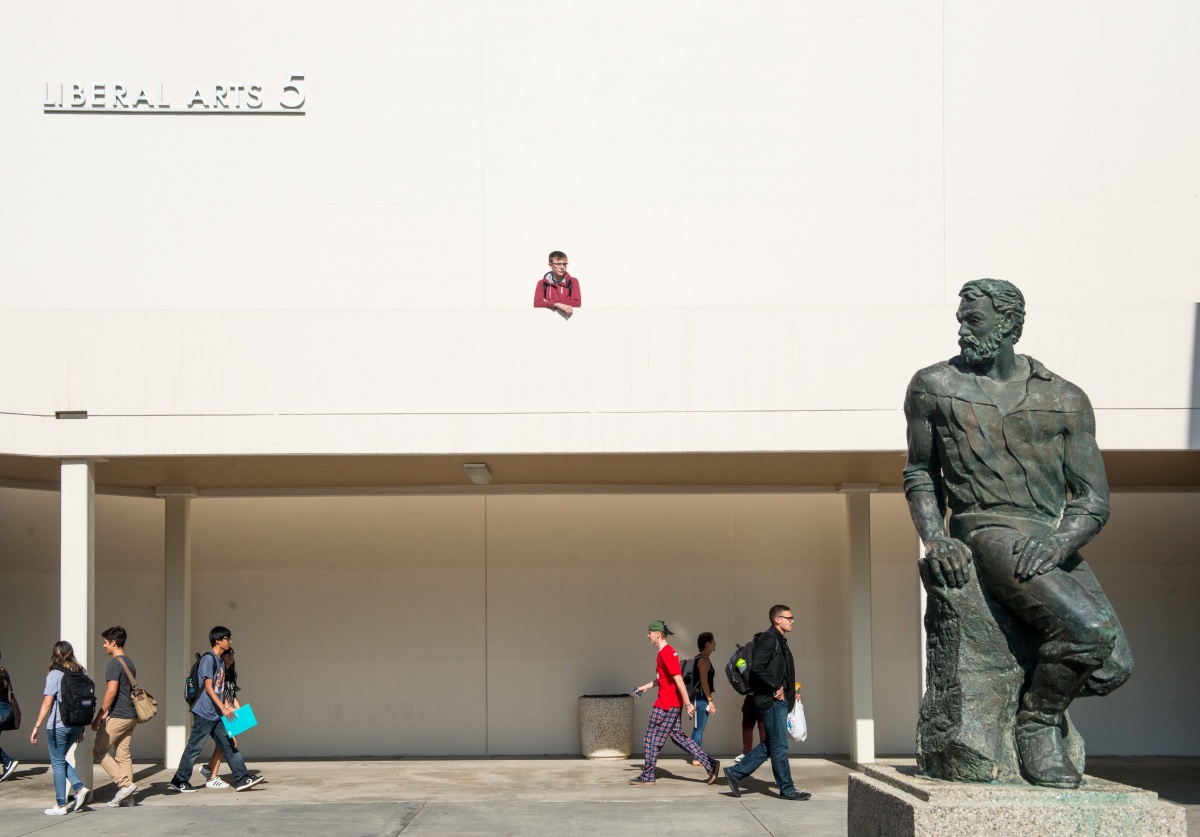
[0,487,1196,760]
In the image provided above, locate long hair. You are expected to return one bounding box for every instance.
[222,651,238,692]
[48,640,84,673]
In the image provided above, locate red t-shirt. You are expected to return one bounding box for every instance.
[654,644,684,710]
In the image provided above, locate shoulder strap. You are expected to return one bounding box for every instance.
[200,651,218,681]
[115,656,139,689]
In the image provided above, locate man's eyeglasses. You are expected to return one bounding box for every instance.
[779,615,795,621]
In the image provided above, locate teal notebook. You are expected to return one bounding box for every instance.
[221,704,258,737]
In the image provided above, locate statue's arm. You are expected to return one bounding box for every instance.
[1014,404,1110,580]
[904,387,971,588]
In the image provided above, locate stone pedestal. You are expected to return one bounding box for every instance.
[579,694,634,759]
[848,764,1187,837]
[917,562,1083,783]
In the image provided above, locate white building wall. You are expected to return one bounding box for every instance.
[0,303,1194,458]
[0,3,1195,457]
[2,3,1197,313]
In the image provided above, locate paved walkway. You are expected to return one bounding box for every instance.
[0,756,1194,836]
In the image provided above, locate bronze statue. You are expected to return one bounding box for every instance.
[903,279,1133,788]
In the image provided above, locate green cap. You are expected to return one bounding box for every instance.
[648,620,674,636]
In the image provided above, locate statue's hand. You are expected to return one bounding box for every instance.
[922,536,972,588]
[1013,536,1065,581]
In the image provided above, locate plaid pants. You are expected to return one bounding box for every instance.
[638,706,714,781]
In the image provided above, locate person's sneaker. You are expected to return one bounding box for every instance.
[206,777,231,789]
[200,765,212,781]
[733,753,745,764]
[72,787,90,811]
[0,760,18,781]
[628,776,655,785]
[723,767,741,798]
[44,805,69,816]
[782,790,813,801]
[234,775,265,792]
[168,780,198,793]
[706,759,721,785]
[108,783,137,807]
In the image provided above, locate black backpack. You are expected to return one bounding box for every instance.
[54,666,97,726]
[680,654,702,700]
[724,633,779,695]
[185,651,217,706]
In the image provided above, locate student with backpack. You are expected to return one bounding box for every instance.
[168,626,264,793]
[688,632,718,759]
[200,645,240,788]
[0,648,20,782]
[30,640,96,815]
[722,605,811,801]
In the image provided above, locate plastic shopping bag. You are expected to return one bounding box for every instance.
[787,696,807,742]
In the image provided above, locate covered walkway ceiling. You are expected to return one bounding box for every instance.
[0,451,1197,494]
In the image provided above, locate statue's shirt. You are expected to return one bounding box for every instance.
[903,355,1109,533]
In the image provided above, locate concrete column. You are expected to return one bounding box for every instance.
[60,459,95,789]
[157,487,197,770]
[840,483,877,765]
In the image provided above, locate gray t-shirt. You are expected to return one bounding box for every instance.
[105,655,137,720]
[43,670,65,729]
[191,652,225,721]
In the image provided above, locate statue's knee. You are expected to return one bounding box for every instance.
[1083,638,1133,696]
[1058,618,1117,667]
[1093,620,1118,655]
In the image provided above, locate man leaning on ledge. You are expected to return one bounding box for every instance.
[534,250,581,319]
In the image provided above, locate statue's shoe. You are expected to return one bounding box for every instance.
[1016,721,1082,789]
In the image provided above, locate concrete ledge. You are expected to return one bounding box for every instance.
[848,764,1187,837]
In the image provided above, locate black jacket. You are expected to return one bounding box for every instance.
[749,626,796,711]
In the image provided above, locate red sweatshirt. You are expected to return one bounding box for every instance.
[533,272,582,309]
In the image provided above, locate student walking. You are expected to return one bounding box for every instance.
[91,626,140,807]
[630,621,719,786]
[168,626,264,793]
[0,650,20,781]
[734,632,768,764]
[689,632,717,758]
[723,605,810,801]
[735,692,767,763]
[200,646,239,788]
[30,641,91,815]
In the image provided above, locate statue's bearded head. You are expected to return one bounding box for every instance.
[957,279,1026,367]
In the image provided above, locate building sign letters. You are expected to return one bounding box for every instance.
[43,74,305,114]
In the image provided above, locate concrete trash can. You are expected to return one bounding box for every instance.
[579,694,634,759]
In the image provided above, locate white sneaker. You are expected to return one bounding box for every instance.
[733,754,745,764]
[205,777,230,789]
[0,760,18,781]
[72,787,90,812]
[108,783,138,807]
[200,765,212,780]
[45,805,69,816]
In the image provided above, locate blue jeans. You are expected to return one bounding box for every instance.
[172,714,249,786]
[727,698,795,796]
[47,725,86,806]
[0,702,12,768]
[690,698,711,747]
